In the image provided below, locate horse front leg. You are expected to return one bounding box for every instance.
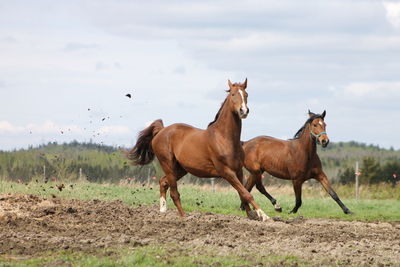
[316,172,353,215]
[240,172,256,211]
[224,169,270,221]
[290,179,303,214]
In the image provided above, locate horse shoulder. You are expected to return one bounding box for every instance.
[310,154,323,174]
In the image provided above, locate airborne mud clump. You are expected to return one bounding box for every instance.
[0,193,399,266]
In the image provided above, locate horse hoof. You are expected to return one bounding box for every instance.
[274,204,282,213]
[345,210,354,215]
[259,213,269,222]
[159,197,167,213]
[247,210,259,220]
[256,209,270,222]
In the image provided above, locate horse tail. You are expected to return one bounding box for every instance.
[127,119,164,165]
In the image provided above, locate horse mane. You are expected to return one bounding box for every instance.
[293,113,323,139]
[208,98,228,127]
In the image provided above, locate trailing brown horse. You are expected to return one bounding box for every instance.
[241,110,352,214]
[128,79,269,221]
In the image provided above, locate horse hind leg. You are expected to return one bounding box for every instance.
[159,176,169,213]
[255,177,282,212]
[167,174,185,217]
[159,163,187,215]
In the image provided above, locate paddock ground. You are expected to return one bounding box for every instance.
[1,193,399,266]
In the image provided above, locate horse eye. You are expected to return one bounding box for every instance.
[232,94,235,96]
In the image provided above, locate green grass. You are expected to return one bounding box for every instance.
[0,244,306,267]
[0,180,399,222]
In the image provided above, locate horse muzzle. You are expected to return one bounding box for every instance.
[239,108,249,119]
[321,138,330,148]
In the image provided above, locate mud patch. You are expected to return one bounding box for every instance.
[0,193,399,266]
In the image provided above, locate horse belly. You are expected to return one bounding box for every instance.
[262,157,293,180]
[176,153,218,177]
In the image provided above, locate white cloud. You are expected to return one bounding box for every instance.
[0,121,24,133]
[0,121,84,134]
[98,125,130,135]
[343,81,400,98]
[383,1,400,28]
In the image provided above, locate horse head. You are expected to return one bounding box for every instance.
[227,78,249,119]
[308,110,329,147]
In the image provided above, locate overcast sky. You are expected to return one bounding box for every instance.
[1,0,400,151]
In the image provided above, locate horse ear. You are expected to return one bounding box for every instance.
[243,78,247,89]
[321,110,326,119]
[308,110,315,117]
[228,79,233,88]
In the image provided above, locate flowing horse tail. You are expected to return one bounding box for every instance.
[127,119,164,165]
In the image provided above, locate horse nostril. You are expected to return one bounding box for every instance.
[322,139,329,147]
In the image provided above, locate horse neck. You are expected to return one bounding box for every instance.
[298,123,317,158]
[211,100,242,144]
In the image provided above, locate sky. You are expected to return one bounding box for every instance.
[1,0,400,151]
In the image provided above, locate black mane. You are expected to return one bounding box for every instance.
[208,98,228,127]
[293,114,323,139]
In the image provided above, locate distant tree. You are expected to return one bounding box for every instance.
[381,161,400,186]
[338,166,355,184]
[361,157,381,185]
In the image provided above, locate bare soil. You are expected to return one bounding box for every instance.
[0,193,399,266]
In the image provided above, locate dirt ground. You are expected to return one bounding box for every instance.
[0,193,399,266]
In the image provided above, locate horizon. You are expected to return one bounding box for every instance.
[1,139,397,153]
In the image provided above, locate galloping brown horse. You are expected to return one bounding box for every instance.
[242,110,352,214]
[128,79,269,221]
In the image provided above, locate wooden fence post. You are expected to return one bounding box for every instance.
[355,161,360,200]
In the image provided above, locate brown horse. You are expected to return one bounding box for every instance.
[128,79,269,221]
[241,110,352,214]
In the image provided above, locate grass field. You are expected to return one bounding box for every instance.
[1,180,399,222]
[0,245,305,267]
[1,180,399,266]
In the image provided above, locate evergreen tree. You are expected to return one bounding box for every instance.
[361,157,381,184]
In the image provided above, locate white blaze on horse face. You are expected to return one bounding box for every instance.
[160,197,167,213]
[238,89,248,115]
[319,121,323,126]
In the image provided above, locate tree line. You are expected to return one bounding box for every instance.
[338,157,399,186]
[0,141,399,185]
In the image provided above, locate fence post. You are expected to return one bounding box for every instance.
[147,168,151,185]
[211,178,215,192]
[355,161,359,200]
[79,168,82,180]
[43,165,46,182]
